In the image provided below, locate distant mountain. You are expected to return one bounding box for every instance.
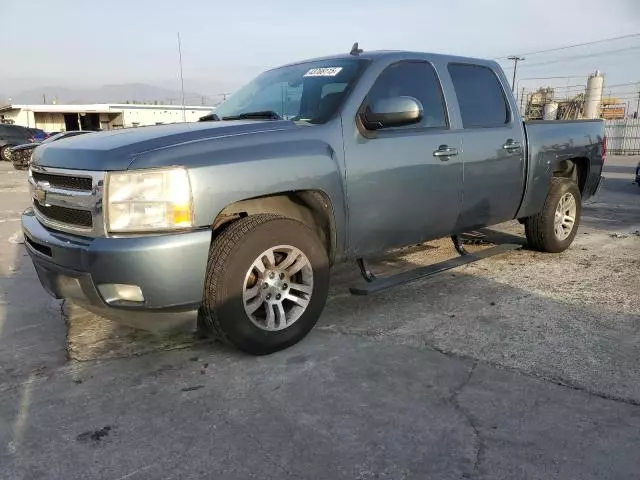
[8,83,208,106]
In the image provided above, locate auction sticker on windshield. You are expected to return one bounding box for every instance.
[303,67,343,77]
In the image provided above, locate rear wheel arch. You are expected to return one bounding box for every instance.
[553,157,589,194]
[211,190,338,264]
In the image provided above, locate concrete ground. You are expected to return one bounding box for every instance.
[0,157,639,480]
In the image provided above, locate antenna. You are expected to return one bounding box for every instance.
[177,32,187,122]
[350,42,363,56]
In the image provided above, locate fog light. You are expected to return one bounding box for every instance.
[98,284,144,303]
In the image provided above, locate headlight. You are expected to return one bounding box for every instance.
[106,168,193,233]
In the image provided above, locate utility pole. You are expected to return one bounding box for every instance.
[177,32,186,122]
[507,56,525,92]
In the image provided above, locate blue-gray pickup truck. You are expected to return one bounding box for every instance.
[22,48,605,355]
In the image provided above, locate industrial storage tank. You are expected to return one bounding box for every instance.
[584,70,604,119]
[543,101,559,120]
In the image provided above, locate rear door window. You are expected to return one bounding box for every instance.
[448,64,510,128]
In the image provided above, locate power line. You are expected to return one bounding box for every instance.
[494,32,640,59]
[500,46,640,70]
[517,46,640,69]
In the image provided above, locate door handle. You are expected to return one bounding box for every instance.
[433,145,459,159]
[503,140,521,151]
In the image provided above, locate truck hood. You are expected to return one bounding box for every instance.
[31,120,297,171]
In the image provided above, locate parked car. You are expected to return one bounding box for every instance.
[22,48,605,355]
[10,130,95,170]
[635,161,640,187]
[0,124,33,161]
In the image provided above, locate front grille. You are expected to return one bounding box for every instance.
[34,200,92,228]
[32,171,92,191]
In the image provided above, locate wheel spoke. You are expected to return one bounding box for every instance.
[262,249,276,269]
[243,283,261,302]
[277,249,300,270]
[287,256,308,276]
[555,224,563,237]
[245,296,263,315]
[252,258,266,276]
[565,196,576,213]
[286,293,309,309]
[275,302,287,328]
[563,215,575,227]
[288,282,312,295]
[264,303,276,330]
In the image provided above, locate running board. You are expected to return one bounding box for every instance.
[349,243,521,296]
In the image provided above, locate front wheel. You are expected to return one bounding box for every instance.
[524,177,582,253]
[200,214,330,355]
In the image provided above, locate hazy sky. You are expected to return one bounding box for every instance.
[2,0,640,99]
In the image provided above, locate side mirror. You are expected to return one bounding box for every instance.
[360,96,423,130]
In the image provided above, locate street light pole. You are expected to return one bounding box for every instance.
[507,56,525,92]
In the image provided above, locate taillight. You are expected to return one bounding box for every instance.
[602,135,607,163]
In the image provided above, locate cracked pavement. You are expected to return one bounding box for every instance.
[1,157,639,480]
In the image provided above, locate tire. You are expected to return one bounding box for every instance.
[525,177,581,253]
[200,214,330,355]
[0,145,13,162]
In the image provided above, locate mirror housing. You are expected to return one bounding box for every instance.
[360,96,423,130]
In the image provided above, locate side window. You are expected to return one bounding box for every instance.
[367,61,447,129]
[448,64,510,128]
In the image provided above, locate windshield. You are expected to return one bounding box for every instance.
[215,58,369,124]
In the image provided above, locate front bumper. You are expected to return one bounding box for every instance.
[21,209,211,331]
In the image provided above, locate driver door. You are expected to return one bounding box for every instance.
[342,60,463,257]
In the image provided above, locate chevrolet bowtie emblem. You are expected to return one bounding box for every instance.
[33,181,50,204]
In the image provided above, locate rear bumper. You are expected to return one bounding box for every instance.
[22,209,211,331]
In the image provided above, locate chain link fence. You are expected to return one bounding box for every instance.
[605,119,640,155]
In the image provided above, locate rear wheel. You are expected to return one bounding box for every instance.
[200,214,330,355]
[525,177,581,253]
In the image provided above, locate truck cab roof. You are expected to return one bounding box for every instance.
[276,50,499,70]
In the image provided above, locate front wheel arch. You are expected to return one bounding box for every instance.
[210,190,338,265]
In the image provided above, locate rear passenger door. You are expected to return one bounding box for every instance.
[448,64,526,229]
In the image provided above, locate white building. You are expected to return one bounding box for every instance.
[0,103,214,132]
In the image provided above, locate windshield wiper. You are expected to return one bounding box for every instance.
[222,110,282,121]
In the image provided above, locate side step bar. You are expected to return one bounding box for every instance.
[350,241,521,296]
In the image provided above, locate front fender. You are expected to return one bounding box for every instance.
[191,139,346,257]
[130,124,348,260]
